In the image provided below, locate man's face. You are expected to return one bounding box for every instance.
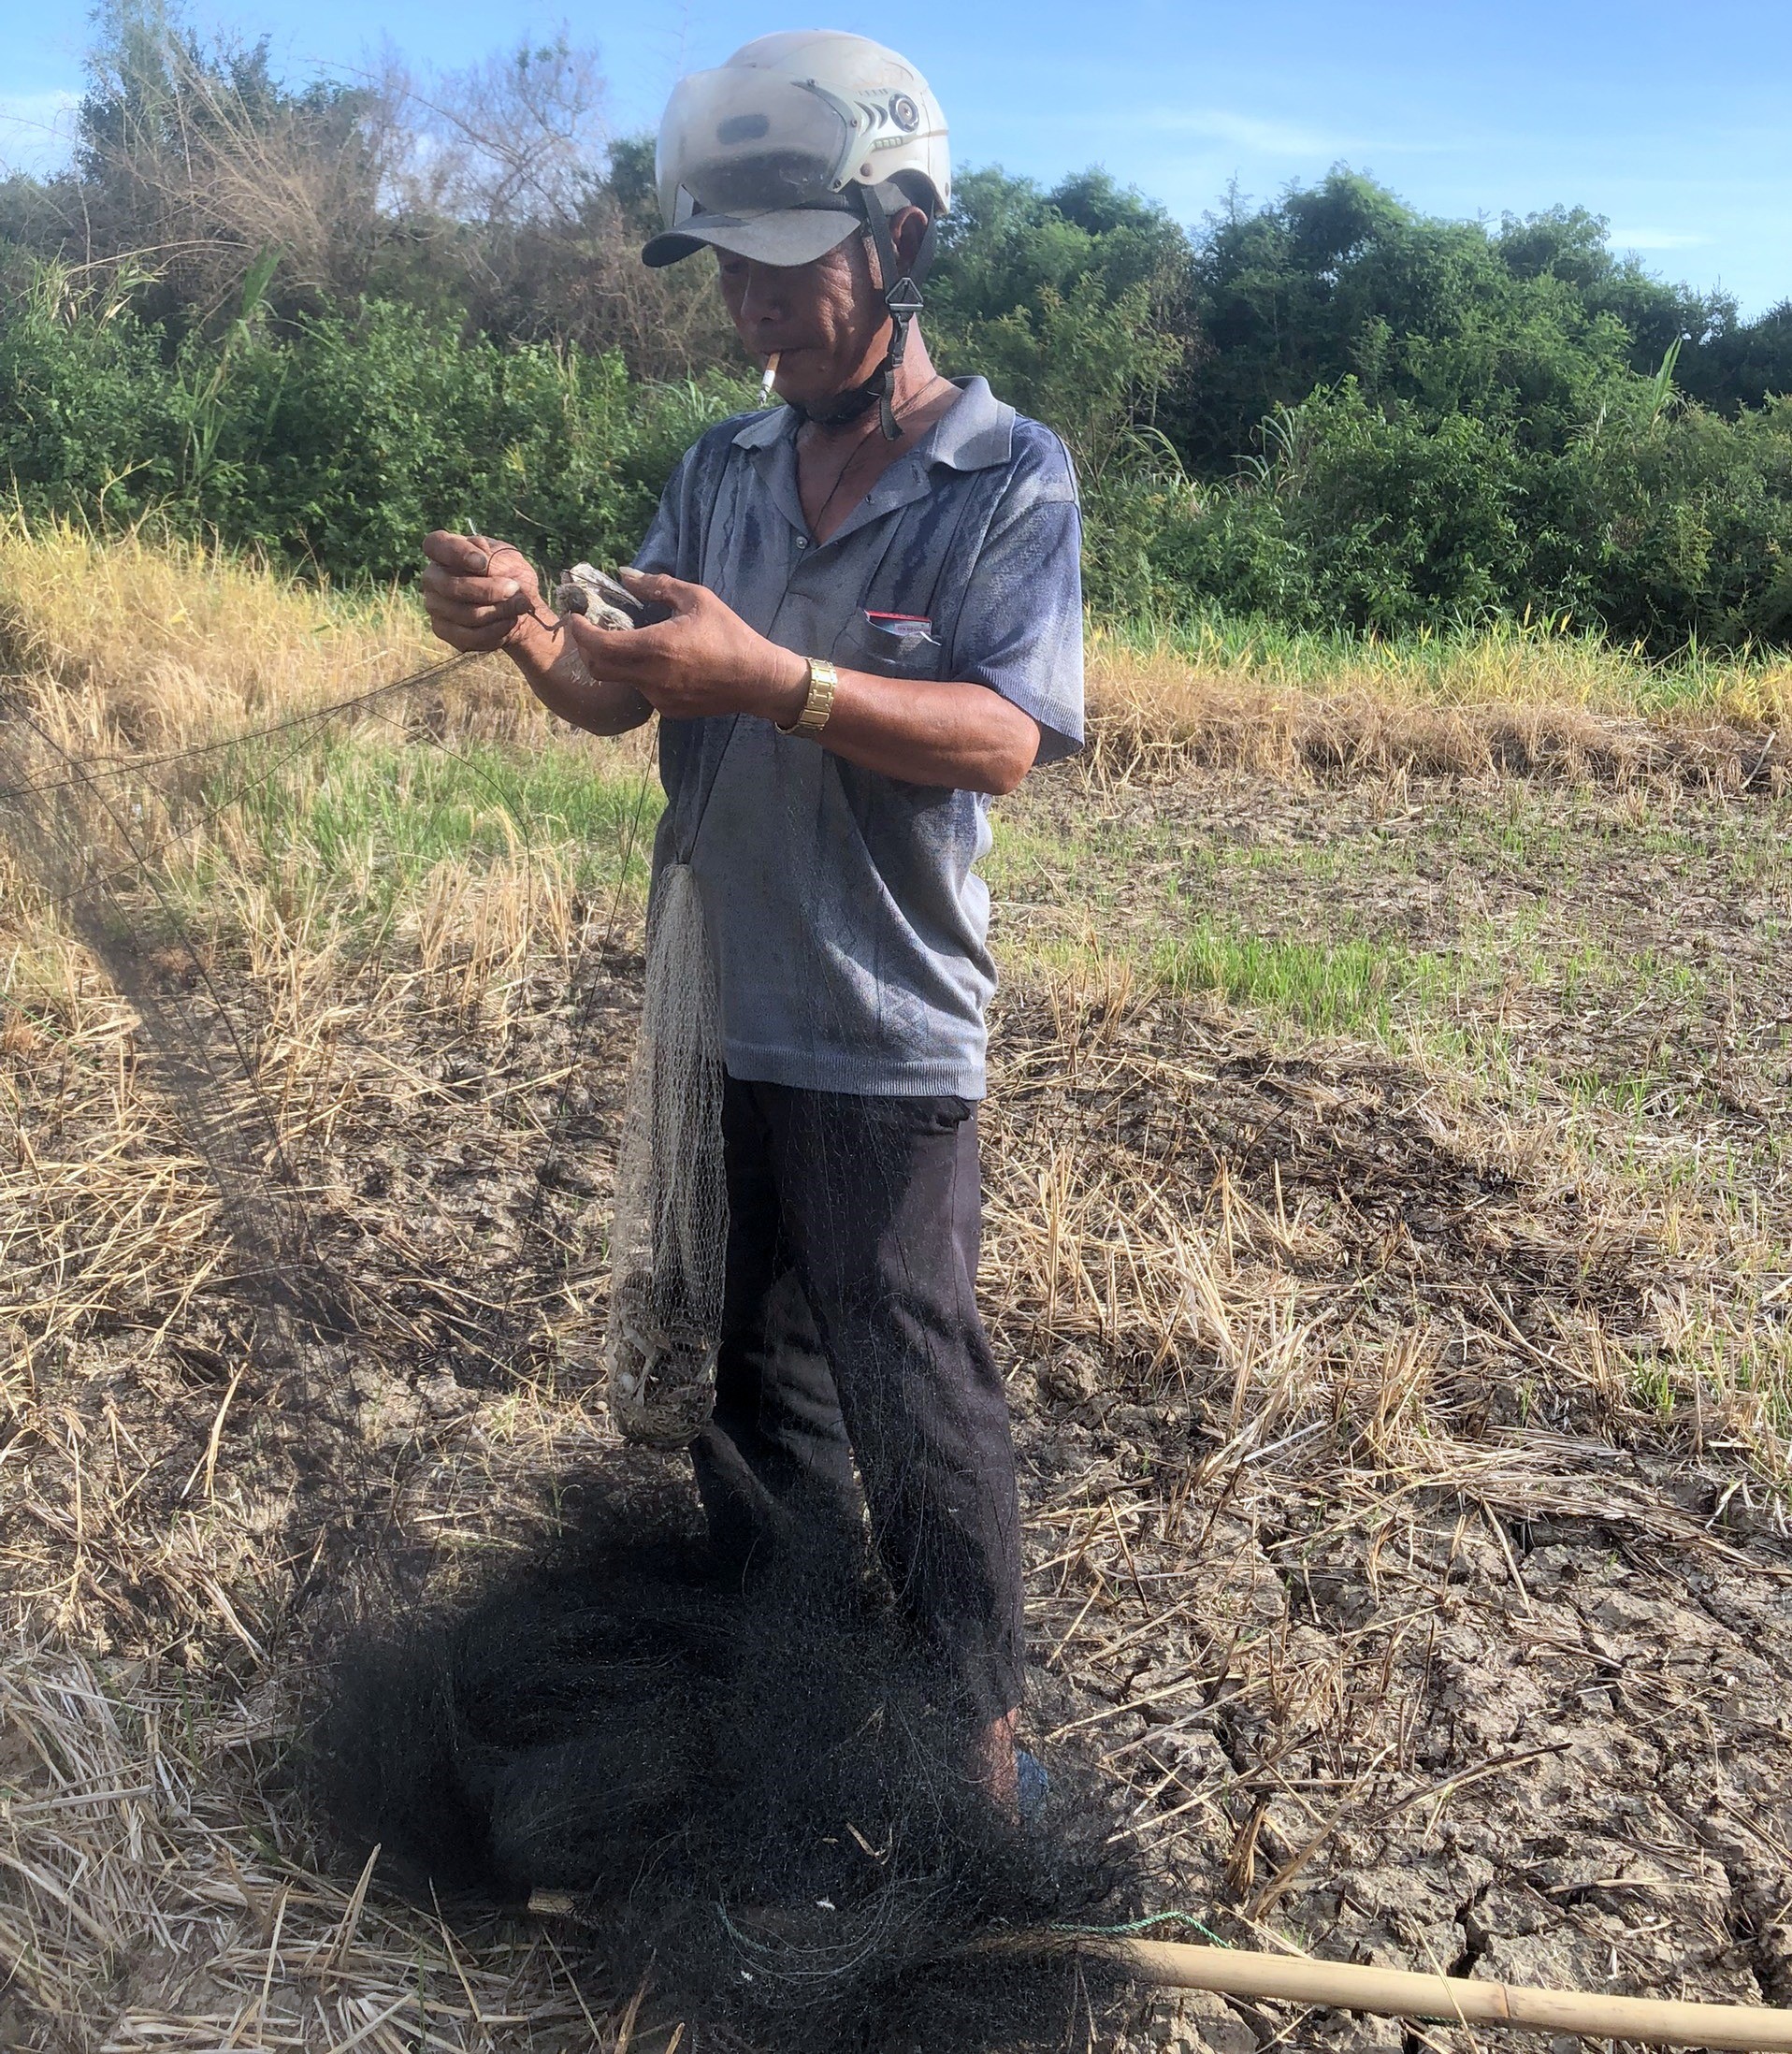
[714,208,926,408]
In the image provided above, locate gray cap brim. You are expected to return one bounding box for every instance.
[641,207,860,270]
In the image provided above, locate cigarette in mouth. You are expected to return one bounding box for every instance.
[759,352,780,400]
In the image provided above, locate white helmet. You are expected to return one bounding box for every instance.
[643,31,950,272]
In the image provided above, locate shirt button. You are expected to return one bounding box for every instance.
[796,538,807,549]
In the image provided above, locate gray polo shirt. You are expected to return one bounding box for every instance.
[634,374,1084,1099]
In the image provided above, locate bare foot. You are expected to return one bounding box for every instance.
[974,1707,1020,1815]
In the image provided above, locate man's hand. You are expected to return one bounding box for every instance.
[562,569,807,725]
[420,531,549,653]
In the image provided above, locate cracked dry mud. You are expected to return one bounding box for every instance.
[981,991,1790,2050]
[983,763,1792,2049]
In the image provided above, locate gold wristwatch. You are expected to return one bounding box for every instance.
[778,656,838,740]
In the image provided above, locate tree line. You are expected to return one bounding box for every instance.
[5,0,1792,649]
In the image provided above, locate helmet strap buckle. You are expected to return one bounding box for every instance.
[884,277,924,325]
[860,199,935,440]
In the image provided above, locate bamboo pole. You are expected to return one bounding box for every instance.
[1101,1937,1792,2052]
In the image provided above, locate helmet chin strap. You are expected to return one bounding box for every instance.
[788,191,937,441]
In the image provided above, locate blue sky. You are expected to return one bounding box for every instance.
[7,0,1790,314]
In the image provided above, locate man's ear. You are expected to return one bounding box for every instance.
[889,205,932,277]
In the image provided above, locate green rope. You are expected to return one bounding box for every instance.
[1049,1910,1234,1948]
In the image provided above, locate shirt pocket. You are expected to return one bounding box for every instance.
[835,608,944,680]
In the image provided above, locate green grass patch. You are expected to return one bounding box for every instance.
[175,730,661,936]
[1151,920,1464,1039]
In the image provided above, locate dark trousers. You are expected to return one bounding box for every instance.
[691,1077,1025,1721]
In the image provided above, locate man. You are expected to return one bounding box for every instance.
[420,31,1084,1802]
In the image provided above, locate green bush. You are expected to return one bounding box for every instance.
[7,173,1792,653]
[926,166,1188,478]
[1129,377,1792,650]
[0,268,192,518]
[1537,396,1792,645]
[1173,172,1719,471]
[0,267,751,583]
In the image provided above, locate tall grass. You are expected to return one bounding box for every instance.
[1095,606,1792,715]
[199,731,660,937]
[0,513,443,747]
[1085,610,1792,782]
[6,516,1785,799]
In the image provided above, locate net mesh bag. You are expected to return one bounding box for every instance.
[605,859,728,1445]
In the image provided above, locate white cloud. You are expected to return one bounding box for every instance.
[0,90,80,175]
[1139,107,1350,155]
[1124,105,1459,162]
[1607,227,1713,252]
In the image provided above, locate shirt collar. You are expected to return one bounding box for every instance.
[926,376,1013,471]
[731,406,790,451]
[730,375,1013,472]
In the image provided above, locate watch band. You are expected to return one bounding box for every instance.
[778,656,838,740]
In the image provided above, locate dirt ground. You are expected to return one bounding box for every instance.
[4,752,1792,2052]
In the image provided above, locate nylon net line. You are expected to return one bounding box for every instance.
[0,692,380,1316]
[603,858,728,1445]
[0,641,651,1567]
